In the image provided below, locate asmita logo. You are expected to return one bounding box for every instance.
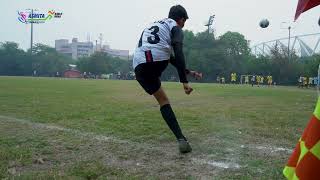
[18,10,62,24]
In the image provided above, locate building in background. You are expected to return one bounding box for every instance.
[55,38,129,60]
[99,45,129,60]
[55,38,94,59]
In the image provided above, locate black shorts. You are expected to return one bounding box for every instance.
[134,60,169,95]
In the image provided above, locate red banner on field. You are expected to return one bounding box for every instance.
[295,0,320,20]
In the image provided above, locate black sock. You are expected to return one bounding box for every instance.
[160,104,186,141]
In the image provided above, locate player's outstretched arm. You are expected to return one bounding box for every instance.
[188,70,203,80]
[169,28,202,82]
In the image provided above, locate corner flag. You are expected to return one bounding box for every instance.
[283,97,320,179]
[295,0,320,20]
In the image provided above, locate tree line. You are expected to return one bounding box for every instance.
[0,42,74,77]
[0,42,131,77]
[1,30,319,85]
[163,30,320,85]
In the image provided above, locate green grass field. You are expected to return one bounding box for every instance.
[0,76,317,179]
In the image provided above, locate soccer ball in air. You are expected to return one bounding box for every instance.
[259,19,270,28]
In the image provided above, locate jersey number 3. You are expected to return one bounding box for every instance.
[138,26,160,47]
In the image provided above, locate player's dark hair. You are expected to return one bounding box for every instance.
[168,5,189,21]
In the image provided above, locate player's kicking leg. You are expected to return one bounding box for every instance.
[153,87,192,154]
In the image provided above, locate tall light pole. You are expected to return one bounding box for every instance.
[30,9,34,54]
[205,15,215,37]
[288,26,291,61]
[27,8,37,54]
[281,22,294,61]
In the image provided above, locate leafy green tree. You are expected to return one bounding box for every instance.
[0,42,29,76]
[77,52,131,75]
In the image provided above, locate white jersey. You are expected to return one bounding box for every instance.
[133,18,177,69]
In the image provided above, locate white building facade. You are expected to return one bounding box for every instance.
[100,45,129,60]
[55,38,94,59]
[55,38,129,60]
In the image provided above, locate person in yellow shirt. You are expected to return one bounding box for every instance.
[231,73,237,84]
[303,77,308,88]
[256,76,261,87]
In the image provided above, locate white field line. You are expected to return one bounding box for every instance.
[0,115,128,144]
[192,158,241,169]
[0,115,293,170]
[240,144,293,153]
[254,145,293,153]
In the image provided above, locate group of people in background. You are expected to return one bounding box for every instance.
[248,75,274,87]
[216,76,226,84]
[217,73,319,89]
[298,76,319,88]
[216,73,274,87]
